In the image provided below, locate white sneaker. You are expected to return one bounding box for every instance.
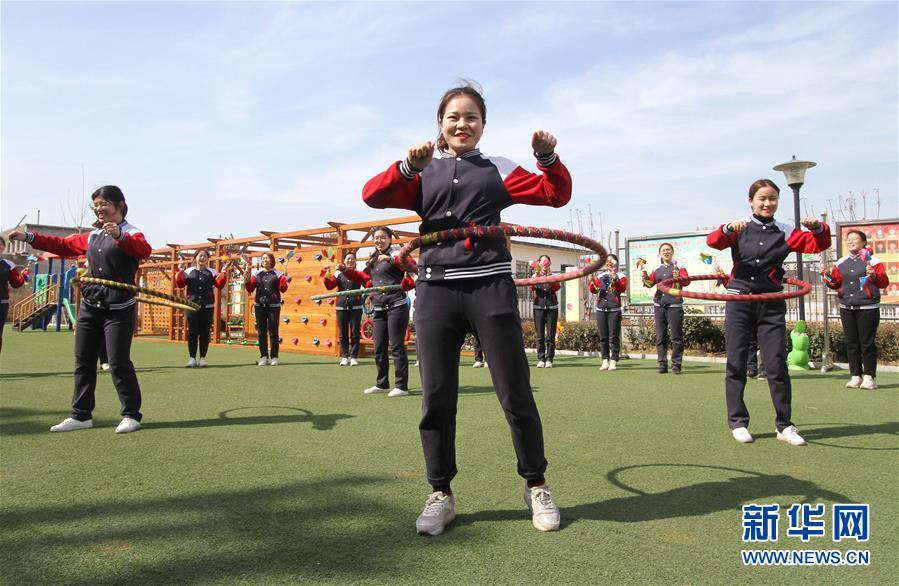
[50,417,93,432]
[860,375,877,390]
[363,386,389,395]
[776,425,807,446]
[608,360,617,371]
[115,417,141,434]
[270,357,280,366]
[388,388,409,397]
[416,492,456,536]
[472,361,484,368]
[524,484,561,532]
[197,357,207,368]
[414,361,419,367]
[536,361,545,368]
[846,376,862,388]
[600,359,609,370]
[186,357,197,368]
[731,427,754,444]
[484,362,488,368]
[100,363,111,371]
[545,361,553,368]
[339,357,349,366]
[350,358,359,367]
[257,357,269,366]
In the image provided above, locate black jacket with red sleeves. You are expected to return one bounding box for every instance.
[344,252,415,310]
[590,270,628,310]
[245,269,288,307]
[531,282,561,309]
[363,149,571,282]
[176,267,228,309]
[707,215,831,294]
[26,222,152,309]
[323,271,363,310]
[643,264,689,306]
[823,251,890,309]
[0,260,28,302]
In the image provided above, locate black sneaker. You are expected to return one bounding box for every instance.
[658,365,668,374]
[747,369,758,379]
[672,367,682,375]
[757,371,767,379]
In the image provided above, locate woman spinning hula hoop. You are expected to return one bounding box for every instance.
[8,185,152,434]
[530,255,560,368]
[176,250,232,368]
[244,252,288,366]
[641,243,690,374]
[363,83,571,535]
[342,227,416,396]
[706,178,831,447]
[589,253,627,371]
[323,252,364,367]
[821,230,890,390]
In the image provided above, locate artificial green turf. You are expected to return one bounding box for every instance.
[1,332,896,585]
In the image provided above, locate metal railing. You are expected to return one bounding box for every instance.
[11,283,59,330]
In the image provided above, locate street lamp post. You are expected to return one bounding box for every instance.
[773,156,817,321]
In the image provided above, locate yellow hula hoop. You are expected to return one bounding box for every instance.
[135,296,201,312]
[73,275,200,311]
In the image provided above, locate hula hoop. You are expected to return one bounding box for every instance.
[73,275,201,311]
[309,285,401,301]
[135,296,202,312]
[359,320,410,342]
[656,274,812,302]
[397,224,608,285]
[361,319,374,341]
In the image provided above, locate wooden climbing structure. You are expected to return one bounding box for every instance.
[136,215,421,356]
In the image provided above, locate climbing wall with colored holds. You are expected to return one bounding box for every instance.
[245,249,339,356]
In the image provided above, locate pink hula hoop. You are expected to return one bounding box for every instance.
[656,274,812,301]
[397,224,608,286]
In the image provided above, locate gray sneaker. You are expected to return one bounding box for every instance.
[524,484,561,531]
[416,492,456,536]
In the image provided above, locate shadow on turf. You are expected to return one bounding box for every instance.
[0,476,429,584]
[148,406,355,431]
[0,406,63,435]
[455,467,855,530]
[754,420,899,450]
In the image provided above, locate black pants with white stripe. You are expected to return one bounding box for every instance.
[373,304,409,390]
[72,302,142,422]
[415,274,547,488]
[724,299,792,431]
[654,304,683,368]
[254,305,281,358]
[186,307,214,359]
[596,309,622,360]
[840,308,879,377]
[337,308,362,359]
[533,307,558,362]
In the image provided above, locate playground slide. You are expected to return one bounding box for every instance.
[62,298,76,328]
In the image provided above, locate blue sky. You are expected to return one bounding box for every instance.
[2,1,896,250]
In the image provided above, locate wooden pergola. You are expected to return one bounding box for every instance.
[137,215,421,355]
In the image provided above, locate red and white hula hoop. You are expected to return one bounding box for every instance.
[397,224,608,286]
[656,274,812,302]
